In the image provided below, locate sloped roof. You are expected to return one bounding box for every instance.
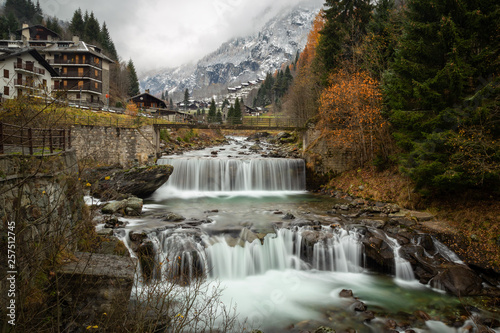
[0,47,59,76]
[43,41,114,63]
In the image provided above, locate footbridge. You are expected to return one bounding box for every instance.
[153,117,305,132]
[152,117,306,155]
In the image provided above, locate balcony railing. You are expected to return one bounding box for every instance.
[52,83,101,93]
[58,72,102,81]
[14,62,46,75]
[48,58,102,69]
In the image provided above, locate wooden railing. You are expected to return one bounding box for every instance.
[0,123,71,155]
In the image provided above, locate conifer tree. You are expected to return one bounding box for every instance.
[233,98,242,124]
[208,98,217,123]
[100,22,118,60]
[384,0,500,192]
[183,89,189,110]
[317,0,373,76]
[227,104,235,124]
[69,8,84,37]
[127,59,140,97]
[84,11,101,43]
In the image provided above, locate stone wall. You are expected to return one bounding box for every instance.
[302,128,357,175]
[0,150,86,321]
[71,125,158,167]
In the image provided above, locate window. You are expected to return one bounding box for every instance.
[94,82,98,89]
[95,69,98,78]
[63,80,67,87]
[43,79,47,87]
[78,81,84,89]
[63,67,67,74]
[4,86,9,96]
[3,69,8,78]
[78,68,84,76]
[95,58,100,65]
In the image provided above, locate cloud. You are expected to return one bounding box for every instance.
[39,0,323,74]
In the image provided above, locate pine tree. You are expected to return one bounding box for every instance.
[227,104,235,124]
[183,89,189,110]
[69,8,84,37]
[84,11,101,43]
[99,22,118,60]
[169,98,174,109]
[317,0,373,76]
[216,110,223,123]
[127,59,140,97]
[384,0,500,192]
[208,98,217,123]
[233,98,242,124]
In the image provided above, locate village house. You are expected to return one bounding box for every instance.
[0,24,113,107]
[0,47,59,101]
[129,91,167,109]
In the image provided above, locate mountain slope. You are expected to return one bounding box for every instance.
[140,2,322,100]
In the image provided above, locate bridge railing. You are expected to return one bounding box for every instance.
[226,117,304,128]
[0,122,71,155]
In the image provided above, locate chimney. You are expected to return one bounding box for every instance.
[145,89,150,94]
[21,23,30,42]
[72,36,80,43]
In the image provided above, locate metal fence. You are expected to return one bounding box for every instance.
[0,122,71,155]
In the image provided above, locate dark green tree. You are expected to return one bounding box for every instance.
[384,0,500,193]
[69,8,84,37]
[84,11,101,43]
[183,89,190,110]
[227,104,235,124]
[216,110,223,123]
[233,98,242,124]
[99,22,118,60]
[208,98,217,123]
[127,59,140,97]
[46,17,62,35]
[317,0,373,76]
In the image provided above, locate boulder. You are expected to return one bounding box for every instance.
[339,289,354,298]
[249,144,263,151]
[91,165,174,200]
[101,197,143,216]
[162,212,186,222]
[430,264,483,296]
[101,200,125,214]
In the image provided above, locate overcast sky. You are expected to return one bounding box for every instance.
[38,0,323,75]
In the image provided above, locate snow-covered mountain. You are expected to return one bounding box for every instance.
[139,2,322,100]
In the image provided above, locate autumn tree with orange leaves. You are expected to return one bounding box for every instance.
[283,12,324,124]
[317,70,388,166]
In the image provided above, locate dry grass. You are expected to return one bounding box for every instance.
[327,165,500,270]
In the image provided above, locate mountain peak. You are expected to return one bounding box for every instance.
[140,2,322,100]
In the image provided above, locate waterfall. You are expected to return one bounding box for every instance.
[144,226,363,282]
[156,157,306,192]
[385,235,415,281]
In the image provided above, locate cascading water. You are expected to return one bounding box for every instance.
[118,137,499,333]
[385,235,415,281]
[156,157,306,193]
[144,226,363,281]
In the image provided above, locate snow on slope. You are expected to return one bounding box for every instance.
[139,1,322,100]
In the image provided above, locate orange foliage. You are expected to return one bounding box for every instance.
[296,11,325,71]
[318,70,387,165]
[126,102,138,116]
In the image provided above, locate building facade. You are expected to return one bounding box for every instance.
[0,24,113,106]
[0,48,59,100]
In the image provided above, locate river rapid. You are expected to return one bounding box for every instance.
[116,136,499,333]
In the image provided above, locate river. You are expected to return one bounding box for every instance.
[117,136,499,333]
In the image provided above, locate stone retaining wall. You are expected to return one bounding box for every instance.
[302,128,357,174]
[71,125,158,167]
